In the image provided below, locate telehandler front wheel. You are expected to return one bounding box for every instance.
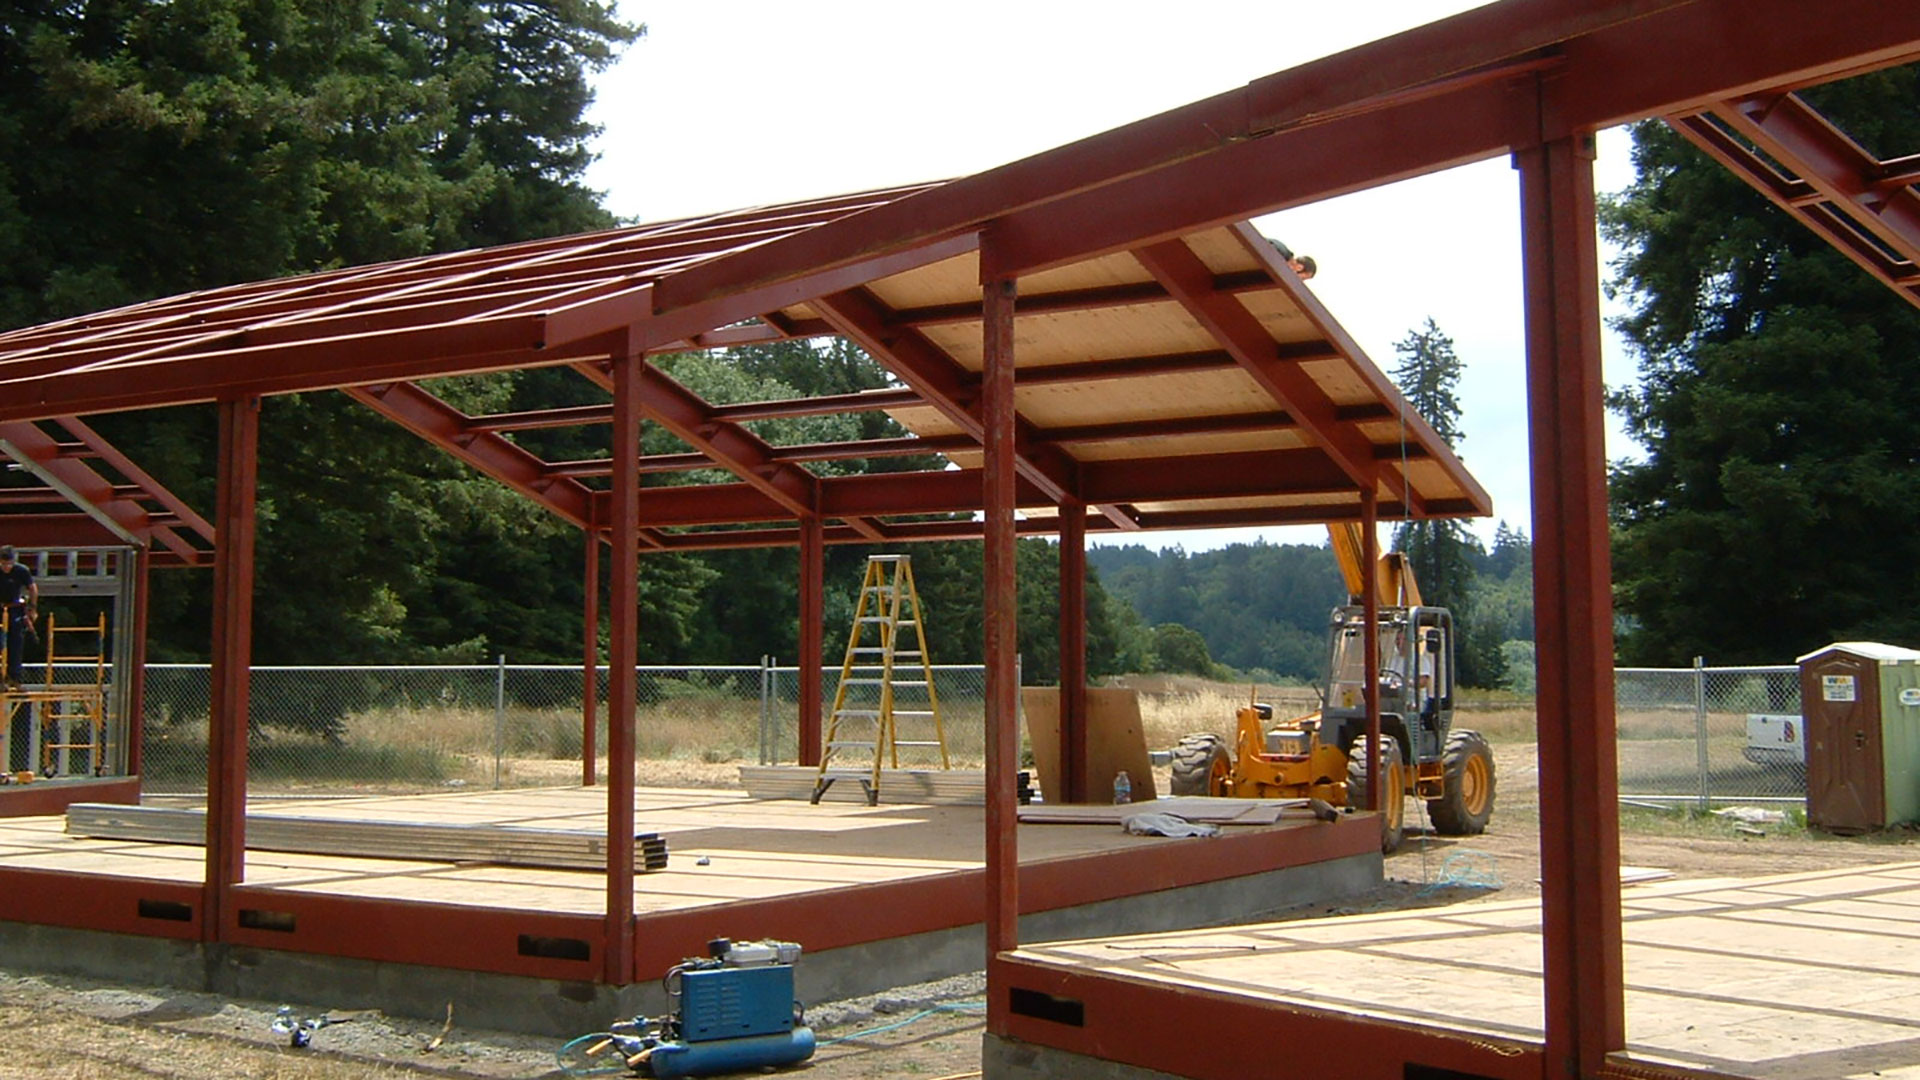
[1426,729,1496,835]
[1347,734,1405,853]
[1169,733,1232,797]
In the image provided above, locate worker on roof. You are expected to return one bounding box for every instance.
[1266,237,1318,280]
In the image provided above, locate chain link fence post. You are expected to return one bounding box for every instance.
[758,655,773,766]
[493,653,506,789]
[1694,655,1710,812]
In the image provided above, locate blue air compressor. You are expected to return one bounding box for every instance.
[582,938,815,1078]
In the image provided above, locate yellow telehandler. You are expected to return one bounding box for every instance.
[1167,524,1495,852]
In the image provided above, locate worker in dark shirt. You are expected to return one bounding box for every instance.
[0,546,37,690]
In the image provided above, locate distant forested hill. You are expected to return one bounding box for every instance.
[1088,542,1345,682]
[1089,528,1535,686]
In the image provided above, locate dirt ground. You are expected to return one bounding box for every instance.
[3,745,1916,1080]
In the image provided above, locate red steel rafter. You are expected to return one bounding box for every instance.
[572,359,886,541]
[1672,92,1920,309]
[0,420,205,562]
[1132,239,1392,500]
[344,385,591,525]
[812,287,1137,529]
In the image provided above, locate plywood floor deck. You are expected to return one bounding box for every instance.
[1010,861,1920,1080]
[0,786,1330,916]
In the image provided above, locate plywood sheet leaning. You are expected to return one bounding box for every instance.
[1022,686,1158,805]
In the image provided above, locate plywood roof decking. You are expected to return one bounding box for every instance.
[1010,862,1920,1079]
[0,181,1488,548]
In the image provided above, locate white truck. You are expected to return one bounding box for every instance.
[1743,713,1806,772]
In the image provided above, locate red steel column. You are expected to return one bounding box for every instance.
[204,396,258,941]
[798,515,824,767]
[583,527,600,787]
[1057,499,1088,803]
[1517,129,1624,1078]
[605,341,642,985]
[981,273,1020,961]
[125,546,151,778]
[1361,492,1381,809]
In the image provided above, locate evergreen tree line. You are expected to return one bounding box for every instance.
[9,4,1909,682]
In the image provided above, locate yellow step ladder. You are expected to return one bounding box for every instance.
[811,555,949,806]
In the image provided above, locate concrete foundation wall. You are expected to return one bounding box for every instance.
[0,851,1379,1038]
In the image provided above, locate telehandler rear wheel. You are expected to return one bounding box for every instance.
[1169,733,1232,796]
[1347,734,1405,853]
[1426,729,1496,835]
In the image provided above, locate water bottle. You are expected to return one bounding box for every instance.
[1113,770,1132,804]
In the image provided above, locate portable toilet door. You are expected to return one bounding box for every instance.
[1797,643,1897,832]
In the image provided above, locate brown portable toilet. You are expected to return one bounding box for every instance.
[1797,642,1920,833]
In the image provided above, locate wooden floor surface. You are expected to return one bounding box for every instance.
[0,786,1317,916]
[1010,861,1920,1079]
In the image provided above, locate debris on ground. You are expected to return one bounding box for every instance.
[1714,806,1788,825]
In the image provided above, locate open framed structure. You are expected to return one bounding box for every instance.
[2,1,1920,1077]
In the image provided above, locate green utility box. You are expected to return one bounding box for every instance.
[1797,642,1920,833]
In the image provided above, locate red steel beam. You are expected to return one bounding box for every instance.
[1668,93,1920,312]
[204,396,259,944]
[981,272,1020,961]
[1518,128,1625,1077]
[574,358,883,539]
[979,1,1920,280]
[605,345,641,985]
[0,420,197,559]
[582,529,600,788]
[798,516,824,768]
[1058,500,1088,804]
[811,288,1065,499]
[55,417,214,548]
[653,1,1694,312]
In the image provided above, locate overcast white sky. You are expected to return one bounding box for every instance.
[583,1,1642,552]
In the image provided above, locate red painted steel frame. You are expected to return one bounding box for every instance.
[982,273,1019,961]
[582,529,600,787]
[204,397,258,941]
[604,342,642,984]
[1518,128,1625,1077]
[798,516,824,767]
[1057,500,1088,804]
[992,954,1541,1080]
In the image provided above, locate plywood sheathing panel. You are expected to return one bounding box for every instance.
[922,300,1216,372]
[1133,492,1363,515]
[1012,368,1282,428]
[1237,289,1336,346]
[1065,428,1305,462]
[1298,357,1377,406]
[1182,226,1267,275]
[863,251,983,311]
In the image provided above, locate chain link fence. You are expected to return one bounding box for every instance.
[1614,663,1804,805]
[137,661,990,797]
[127,658,1800,804]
